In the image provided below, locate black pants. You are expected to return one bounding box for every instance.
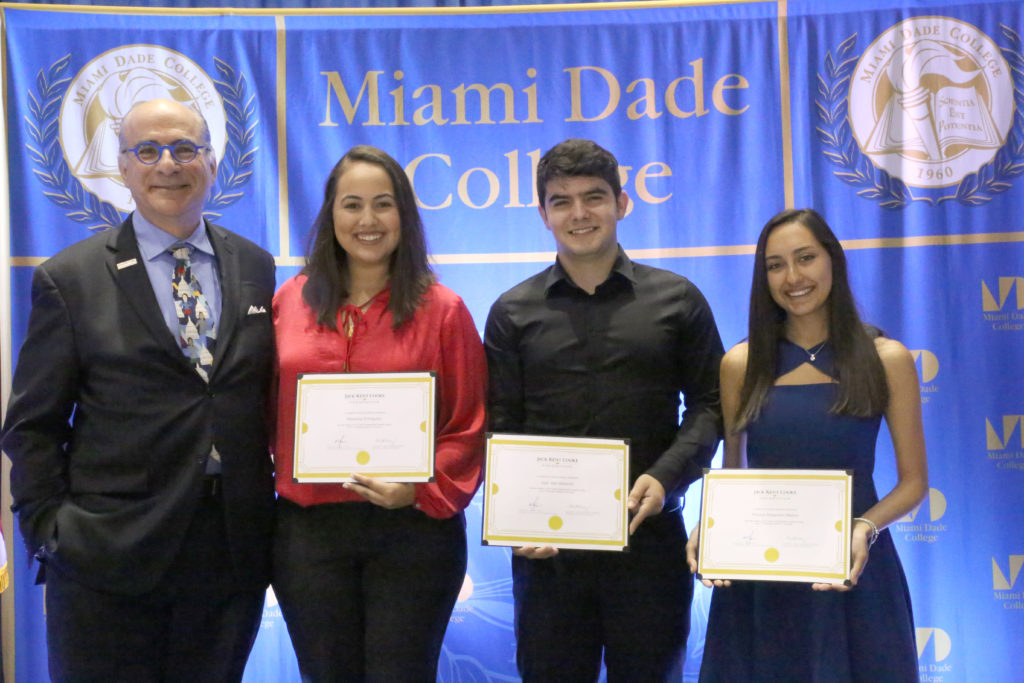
[45,495,266,683]
[512,508,692,682]
[273,498,467,682]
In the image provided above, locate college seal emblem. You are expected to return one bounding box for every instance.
[817,18,1023,207]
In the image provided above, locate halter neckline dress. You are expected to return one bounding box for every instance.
[698,339,918,683]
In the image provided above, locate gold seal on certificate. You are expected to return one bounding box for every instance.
[293,372,435,483]
[481,433,630,551]
[697,469,853,584]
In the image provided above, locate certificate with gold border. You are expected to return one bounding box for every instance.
[293,372,435,483]
[481,433,630,552]
[697,468,852,584]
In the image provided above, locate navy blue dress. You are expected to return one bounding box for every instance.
[699,340,918,682]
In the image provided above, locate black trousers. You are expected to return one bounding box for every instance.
[273,498,467,682]
[45,494,266,683]
[512,508,692,682]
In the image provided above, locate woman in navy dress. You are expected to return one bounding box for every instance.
[687,208,928,682]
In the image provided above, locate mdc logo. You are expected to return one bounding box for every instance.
[909,350,939,383]
[986,416,1024,450]
[992,555,1024,590]
[915,627,951,661]
[899,488,946,523]
[982,277,1024,312]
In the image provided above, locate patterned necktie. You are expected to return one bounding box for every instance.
[170,243,216,382]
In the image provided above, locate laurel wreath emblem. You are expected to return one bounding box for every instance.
[25,55,124,231]
[816,25,1024,208]
[25,53,258,231]
[207,57,259,219]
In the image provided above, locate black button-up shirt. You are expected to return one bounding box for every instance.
[484,247,724,502]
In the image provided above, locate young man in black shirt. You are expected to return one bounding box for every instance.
[484,138,724,681]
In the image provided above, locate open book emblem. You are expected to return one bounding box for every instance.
[863,39,1003,162]
[838,16,1018,200]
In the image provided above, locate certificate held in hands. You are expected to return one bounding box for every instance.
[293,372,436,483]
[696,468,853,585]
[482,433,630,551]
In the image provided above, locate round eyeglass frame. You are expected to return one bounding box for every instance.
[122,140,210,165]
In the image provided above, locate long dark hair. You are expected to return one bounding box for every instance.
[301,145,434,329]
[735,208,888,429]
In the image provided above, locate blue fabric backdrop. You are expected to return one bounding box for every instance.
[2,1,1022,681]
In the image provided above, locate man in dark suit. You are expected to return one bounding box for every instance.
[2,98,276,682]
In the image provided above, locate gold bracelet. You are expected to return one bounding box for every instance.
[853,517,879,546]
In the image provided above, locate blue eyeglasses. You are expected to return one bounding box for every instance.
[122,140,209,165]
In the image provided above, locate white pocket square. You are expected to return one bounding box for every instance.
[247,305,268,315]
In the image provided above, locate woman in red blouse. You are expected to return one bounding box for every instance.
[272,145,487,681]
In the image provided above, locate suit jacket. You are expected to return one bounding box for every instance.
[2,216,276,596]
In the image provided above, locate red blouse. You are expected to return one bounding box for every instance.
[273,275,487,519]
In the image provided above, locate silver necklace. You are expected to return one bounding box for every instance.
[803,340,828,362]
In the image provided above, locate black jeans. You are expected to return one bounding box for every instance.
[273,498,467,682]
[512,507,692,682]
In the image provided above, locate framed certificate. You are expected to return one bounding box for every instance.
[481,433,630,551]
[696,468,853,584]
[293,372,435,483]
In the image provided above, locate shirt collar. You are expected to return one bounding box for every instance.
[133,212,214,263]
[544,245,636,294]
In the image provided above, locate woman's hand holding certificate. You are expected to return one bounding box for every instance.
[343,473,416,509]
